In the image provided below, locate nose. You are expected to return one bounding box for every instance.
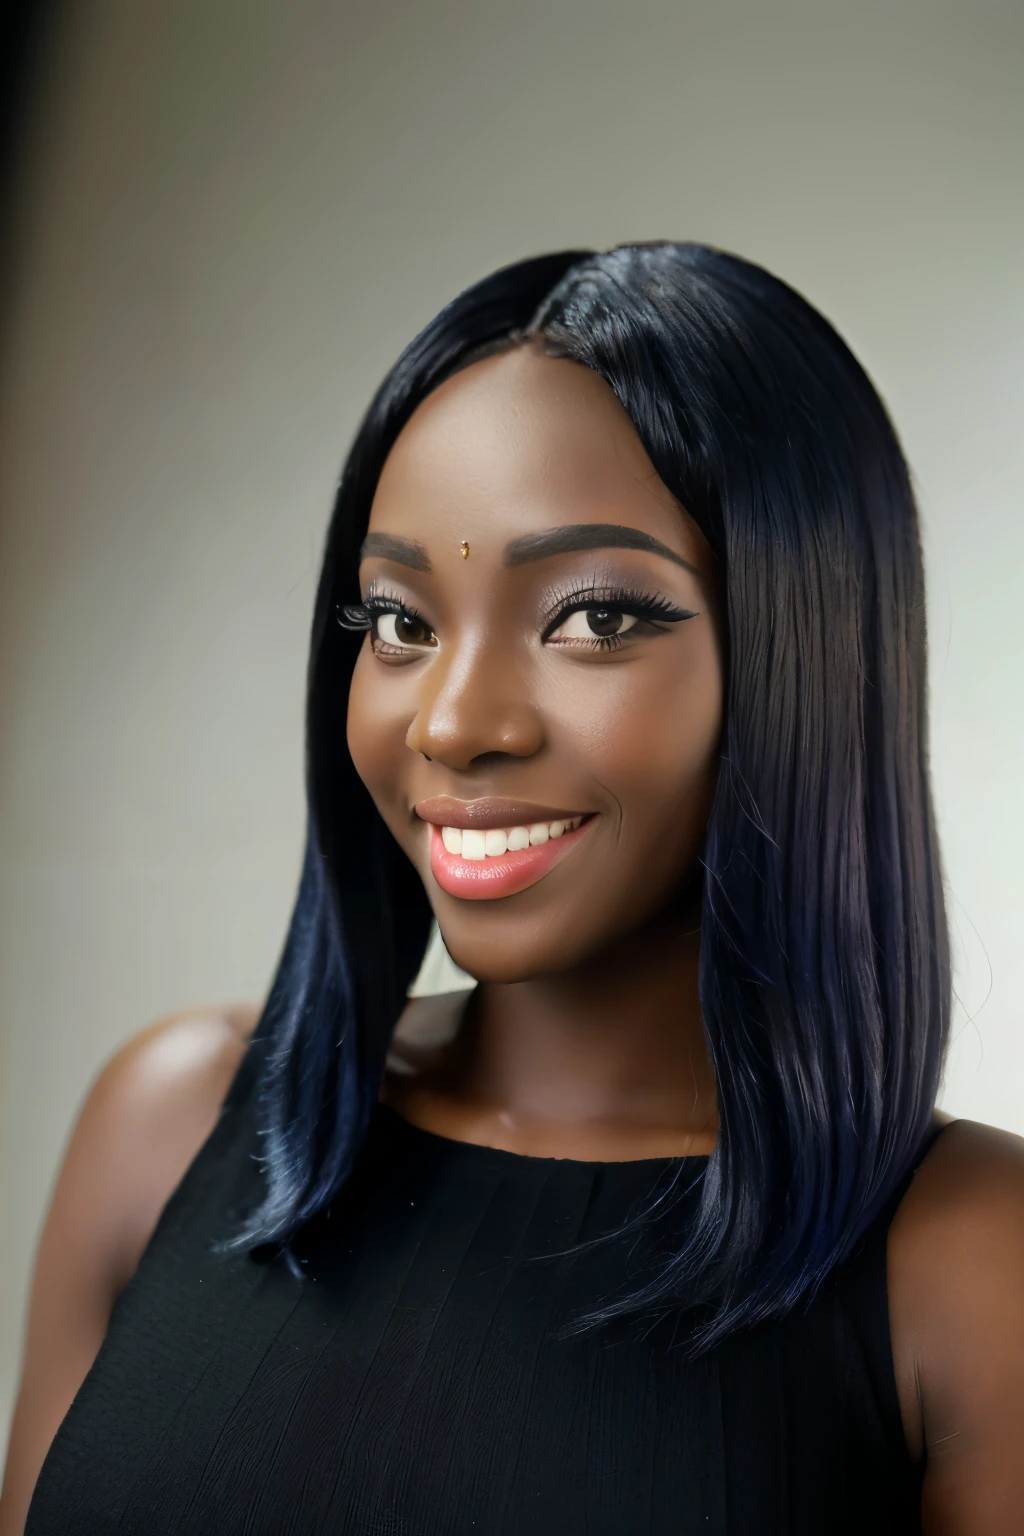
[405,644,545,770]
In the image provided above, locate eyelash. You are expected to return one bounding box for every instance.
[336,584,430,647]
[541,582,696,649]
[335,581,697,651]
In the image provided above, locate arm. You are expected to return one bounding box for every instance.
[888,1119,1024,1535]
[0,1004,257,1536]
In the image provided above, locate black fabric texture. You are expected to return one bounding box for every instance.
[28,1043,923,1534]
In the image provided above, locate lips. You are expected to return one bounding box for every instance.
[415,797,587,831]
[416,799,596,901]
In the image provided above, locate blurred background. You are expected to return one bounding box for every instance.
[1,0,1021,1434]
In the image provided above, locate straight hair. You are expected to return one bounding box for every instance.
[231,243,950,1348]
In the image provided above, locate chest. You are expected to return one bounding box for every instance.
[28,1162,918,1535]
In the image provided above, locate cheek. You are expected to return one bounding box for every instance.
[555,636,724,821]
[575,644,723,922]
[346,646,410,811]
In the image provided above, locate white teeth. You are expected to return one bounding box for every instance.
[441,826,462,855]
[440,816,585,860]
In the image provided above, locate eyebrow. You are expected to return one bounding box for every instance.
[359,533,432,572]
[503,523,700,576]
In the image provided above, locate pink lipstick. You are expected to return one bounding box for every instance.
[416,799,595,901]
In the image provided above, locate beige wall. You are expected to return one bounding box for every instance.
[2,0,1022,1427]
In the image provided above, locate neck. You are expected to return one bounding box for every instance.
[447,903,718,1157]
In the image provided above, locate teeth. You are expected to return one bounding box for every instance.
[439,817,584,860]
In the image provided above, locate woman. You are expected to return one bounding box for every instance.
[3,243,1022,1533]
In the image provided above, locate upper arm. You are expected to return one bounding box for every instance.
[0,1003,257,1536]
[888,1120,1024,1535]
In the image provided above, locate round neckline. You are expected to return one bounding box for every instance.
[374,1100,712,1172]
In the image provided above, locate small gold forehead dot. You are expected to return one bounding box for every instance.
[460,540,470,559]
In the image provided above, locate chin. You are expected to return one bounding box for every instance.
[431,904,618,987]
[436,947,555,986]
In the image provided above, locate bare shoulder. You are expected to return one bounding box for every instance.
[67,999,261,1280]
[889,1119,1024,1324]
[888,1117,1024,1522]
[101,997,260,1087]
[0,1002,261,1535]
[893,1116,1024,1230]
[84,1003,259,1159]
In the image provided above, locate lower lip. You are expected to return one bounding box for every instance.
[427,819,595,901]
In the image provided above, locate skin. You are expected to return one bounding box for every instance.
[0,1004,260,1534]
[3,344,1023,1534]
[348,343,723,1159]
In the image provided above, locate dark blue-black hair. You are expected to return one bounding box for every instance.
[233,242,950,1348]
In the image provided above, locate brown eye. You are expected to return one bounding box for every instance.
[547,609,640,644]
[586,608,624,637]
[394,612,433,645]
[376,611,437,649]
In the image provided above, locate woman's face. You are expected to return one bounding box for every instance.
[347,344,725,983]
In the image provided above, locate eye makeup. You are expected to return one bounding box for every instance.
[337,582,437,653]
[336,575,699,652]
[539,578,698,644]
[337,582,428,632]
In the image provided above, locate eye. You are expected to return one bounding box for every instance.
[375,609,437,651]
[547,608,641,645]
[542,584,699,651]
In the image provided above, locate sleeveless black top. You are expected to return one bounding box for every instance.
[28,1043,924,1534]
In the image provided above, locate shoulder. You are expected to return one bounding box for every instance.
[887,1117,1024,1514]
[0,1003,260,1534]
[49,993,257,1276]
[79,1004,258,1170]
[890,1117,1024,1265]
[889,1116,1024,1299]
[44,1001,260,1296]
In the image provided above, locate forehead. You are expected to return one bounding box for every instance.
[368,346,697,557]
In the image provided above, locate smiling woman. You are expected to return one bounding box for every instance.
[6,244,1024,1535]
[345,351,721,942]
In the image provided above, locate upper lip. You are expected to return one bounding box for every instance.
[415,797,592,831]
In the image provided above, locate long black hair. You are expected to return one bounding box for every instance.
[233,243,950,1348]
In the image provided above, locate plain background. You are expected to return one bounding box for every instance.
[1,0,1021,1437]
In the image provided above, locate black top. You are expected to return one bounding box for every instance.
[29,1044,923,1534]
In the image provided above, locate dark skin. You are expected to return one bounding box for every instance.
[348,343,723,1160]
[3,344,1023,1534]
